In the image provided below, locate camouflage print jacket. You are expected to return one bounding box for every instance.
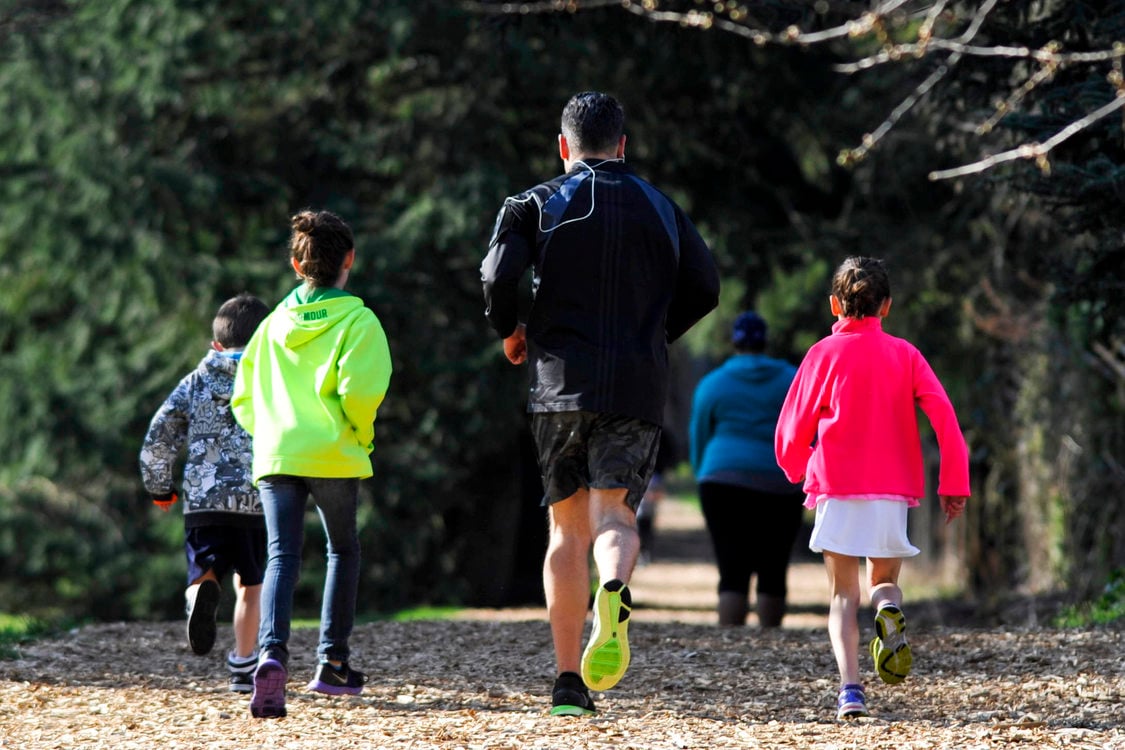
[139,349,263,529]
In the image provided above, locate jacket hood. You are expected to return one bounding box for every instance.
[721,353,790,385]
[276,288,367,350]
[198,349,239,402]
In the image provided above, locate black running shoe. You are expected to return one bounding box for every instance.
[186,579,220,656]
[306,661,367,696]
[227,651,256,694]
[550,671,596,716]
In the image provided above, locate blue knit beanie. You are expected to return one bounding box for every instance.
[732,311,767,349]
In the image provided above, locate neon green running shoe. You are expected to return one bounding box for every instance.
[871,604,912,684]
[580,579,632,692]
[550,671,596,717]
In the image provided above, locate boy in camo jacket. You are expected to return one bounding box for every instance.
[139,292,269,692]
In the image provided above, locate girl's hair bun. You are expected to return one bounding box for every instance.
[292,211,317,235]
[831,256,890,318]
[287,209,355,288]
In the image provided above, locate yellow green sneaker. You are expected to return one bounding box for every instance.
[580,579,632,691]
[871,604,912,684]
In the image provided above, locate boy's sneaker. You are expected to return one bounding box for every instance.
[580,579,632,691]
[550,671,596,717]
[250,656,288,719]
[185,579,220,656]
[871,604,912,684]
[307,661,367,696]
[227,651,257,694]
[836,683,868,720]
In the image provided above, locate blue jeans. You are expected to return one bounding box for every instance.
[257,475,360,664]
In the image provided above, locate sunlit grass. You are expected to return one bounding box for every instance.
[0,607,467,660]
[1055,568,1125,627]
[291,605,465,630]
[0,614,72,659]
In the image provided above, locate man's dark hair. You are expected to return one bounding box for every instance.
[213,293,269,348]
[560,91,625,156]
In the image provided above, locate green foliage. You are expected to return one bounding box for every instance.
[1055,569,1125,627]
[0,477,182,619]
[384,606,464,623]
[0,613,75,660]
[756,257,834,359]
[1,0,1123,621]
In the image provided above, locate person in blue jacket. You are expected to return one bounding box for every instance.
[689,311,804,626]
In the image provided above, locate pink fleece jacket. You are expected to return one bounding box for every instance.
[774,316,970,508]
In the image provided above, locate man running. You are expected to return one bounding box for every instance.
[481,91,720,716]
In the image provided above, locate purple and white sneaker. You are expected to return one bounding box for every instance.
[307,661,367,696]
[250,657,288,718]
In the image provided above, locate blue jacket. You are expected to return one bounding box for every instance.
[689,353,800,493]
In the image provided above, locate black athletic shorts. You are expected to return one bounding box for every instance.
[530,411,661,512]
[185,525,267,587]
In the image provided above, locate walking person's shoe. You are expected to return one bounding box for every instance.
[836,683,868,720]
[871,603,912,684]
[249,655,288,719]
[306,661,367,696]
[185,579,220,656]
[580,579,632,691]
[550,671,596,716]
[227,651,257,693]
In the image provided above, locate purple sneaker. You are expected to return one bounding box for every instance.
[250,658,288,718]
[307,662,366,696]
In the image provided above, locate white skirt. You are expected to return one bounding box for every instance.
[808,498,920,558]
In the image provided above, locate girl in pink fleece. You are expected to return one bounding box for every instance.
[774,256,969,721]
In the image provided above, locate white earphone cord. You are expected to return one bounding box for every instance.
[505,159,622,234]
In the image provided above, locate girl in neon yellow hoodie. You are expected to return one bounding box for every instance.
[232,210,392,719]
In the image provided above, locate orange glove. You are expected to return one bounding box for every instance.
[152,491,178,512]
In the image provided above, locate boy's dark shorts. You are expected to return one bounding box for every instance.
[185,526,267,588]
[530,411,662,512]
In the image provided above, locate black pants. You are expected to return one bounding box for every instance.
[699,482,805,598]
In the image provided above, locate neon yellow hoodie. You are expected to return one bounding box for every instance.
[231,285,392,482]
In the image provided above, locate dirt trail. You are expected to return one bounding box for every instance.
[455,496,832,628]
[2,499,1124,749]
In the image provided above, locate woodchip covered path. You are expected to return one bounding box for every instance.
[1,499,1123,749]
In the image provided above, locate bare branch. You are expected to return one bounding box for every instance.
[838,59,957,167]
[836,39,1125,74]
[461,0,1123,68]
[928,93,1125,181]
[1091,340,1125,384]
[459,0,619,12]
[459,0,1125,180]
[836,0,999,164]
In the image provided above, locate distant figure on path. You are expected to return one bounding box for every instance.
[775,256,969,721]
[232,210,393,719]
[689,311,803,627]
[481,91,719,716]
[636,430,676,565]
[139,292,270,692]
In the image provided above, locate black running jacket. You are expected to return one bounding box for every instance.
[482,159,720,426]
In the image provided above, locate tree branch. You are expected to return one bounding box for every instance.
[927,93,1125,181]
[459,1,1125,179]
